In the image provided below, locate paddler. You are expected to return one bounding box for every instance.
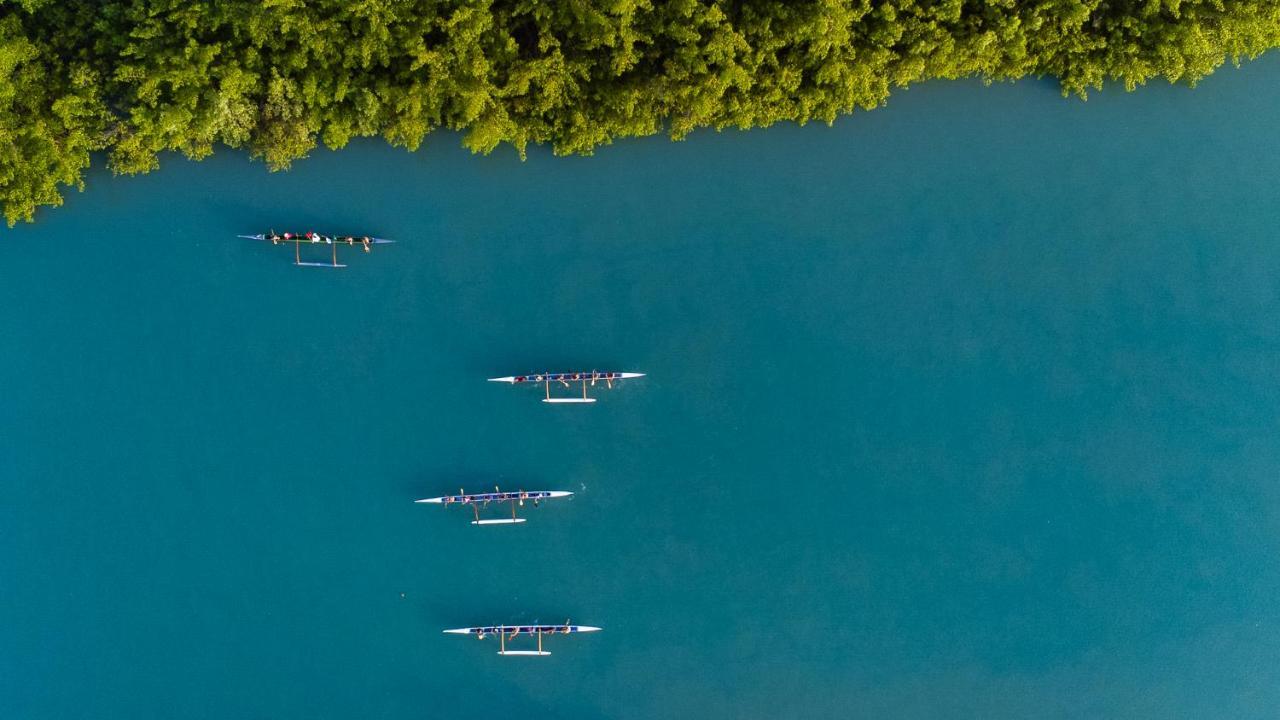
[362,236,371,253]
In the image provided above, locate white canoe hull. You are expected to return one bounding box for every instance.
[489,372,645,383]
[443,625,601,634]
[414,490,573,504]
[237,234,395,244]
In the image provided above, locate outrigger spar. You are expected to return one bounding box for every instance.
[415,487,572,525]
[444,622,601,656]
[488,371,645,403]
[236,231,395,268]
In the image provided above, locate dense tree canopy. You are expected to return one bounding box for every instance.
[2,0,1278,225]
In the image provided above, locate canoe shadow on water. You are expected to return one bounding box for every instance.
[429,672,614,720]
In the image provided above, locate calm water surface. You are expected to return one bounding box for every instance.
[3,58,1280,720]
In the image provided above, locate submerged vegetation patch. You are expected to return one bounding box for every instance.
[2,0,1278,225]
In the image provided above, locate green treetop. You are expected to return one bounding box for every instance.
[3,0,1278,225]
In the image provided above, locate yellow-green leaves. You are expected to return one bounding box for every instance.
[5,0,1280,224]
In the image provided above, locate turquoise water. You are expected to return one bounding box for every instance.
[4,57,1280,719]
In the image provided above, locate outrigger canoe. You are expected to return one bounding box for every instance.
[444,624,601,656]
[489,371,644,403]
[415,488,573,525]
[236,233,394,267]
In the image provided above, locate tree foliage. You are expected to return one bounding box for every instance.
[3,0,1278,225]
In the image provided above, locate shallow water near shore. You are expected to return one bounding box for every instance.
[3,57,1280,719]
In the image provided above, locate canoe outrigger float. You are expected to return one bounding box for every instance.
[236,231,394,268]
[415,488,572,525]
[444,622,601,656]
[488,371,644,403]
